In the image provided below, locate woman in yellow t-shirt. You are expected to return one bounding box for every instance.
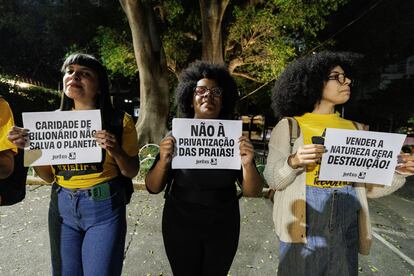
[8,53,139,276]
[264,51,414,276]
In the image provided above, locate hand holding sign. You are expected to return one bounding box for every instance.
[159,136,176,169]
[319,129,406,185]
[288,144,325,169]
[8,126,29,148]
[239,136,255,166]
[21,110,102,166]
[94,130,121,156]
[396,153,414,175]
[172,118,242,169]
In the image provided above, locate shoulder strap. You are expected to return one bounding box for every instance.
[351,121,359,130]
[111,110,135,205]
[285,117,300,150]
[111,109,125,142]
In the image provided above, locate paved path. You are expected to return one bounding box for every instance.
[1,181,414,275]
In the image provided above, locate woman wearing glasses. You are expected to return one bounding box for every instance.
[146,61,263,276]
[264,51,414,275]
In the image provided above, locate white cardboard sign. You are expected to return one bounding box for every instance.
[22,110,102,166]
[319,128,406,185]
[172,118,242,169]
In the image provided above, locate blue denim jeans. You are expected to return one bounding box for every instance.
[48,179,127,276]
[278,185,361,276]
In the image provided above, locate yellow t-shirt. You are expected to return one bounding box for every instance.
[0,98,17,154]
[294,112,356,188]
[52,113,138,188]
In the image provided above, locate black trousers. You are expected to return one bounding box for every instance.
[162,194,240,276]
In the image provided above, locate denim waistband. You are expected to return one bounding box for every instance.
[52,177,124,196]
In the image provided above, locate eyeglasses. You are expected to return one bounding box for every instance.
[194,86,223,97]
[327,73,351,85]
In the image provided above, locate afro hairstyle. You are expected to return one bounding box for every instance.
[175,60,239,119]
[271,51,362,120]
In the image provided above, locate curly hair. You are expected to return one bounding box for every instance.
[271,51,361,120]
[175,60,239,119]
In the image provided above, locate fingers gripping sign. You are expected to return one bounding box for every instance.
[94,130,121,156]
[289,144,326,169]
[396,153,414,175]
[8,126,29,149]
[239,136,254,166]
[159,136,176,168]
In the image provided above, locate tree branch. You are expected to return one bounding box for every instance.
[228,57,244,74]
[231,71,260,82]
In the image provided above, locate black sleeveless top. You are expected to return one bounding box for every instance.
[150,154,243,207]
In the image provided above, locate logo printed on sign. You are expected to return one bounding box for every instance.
[358,172,366,179]
[319,128,406,186]
[22,110,102,166]
[69,152,76,160]
[172,118,242,169]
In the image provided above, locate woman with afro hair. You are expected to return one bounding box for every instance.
[264,51,414,275]
[146,60,263,276]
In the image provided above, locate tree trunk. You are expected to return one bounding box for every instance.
[120,0,169,148]
[199,0,229,63]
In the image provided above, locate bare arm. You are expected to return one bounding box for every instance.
[34,165,54,183]
[109,149,139,178]
[95,130,139,178]
[239,136,263,197]
[0,150,14,179]
[145,136,175,194]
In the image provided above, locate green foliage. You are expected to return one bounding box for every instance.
[225,0,349,85]
[163,0,185,23]
[398,126,414,135]
[273,0,348,37]
[0,0,125,86]
[92,1,198,96]
[163,30,194,72]
[0,0,351,126]
[136,144,160,181]
[0,81,60,124]
[256,163,266,175]
[94,27,137,79]
[161,0,201,73]
[226,5,296,82]
[137,157,156,182]
[398,115,414,135]
[138,144,160,161]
